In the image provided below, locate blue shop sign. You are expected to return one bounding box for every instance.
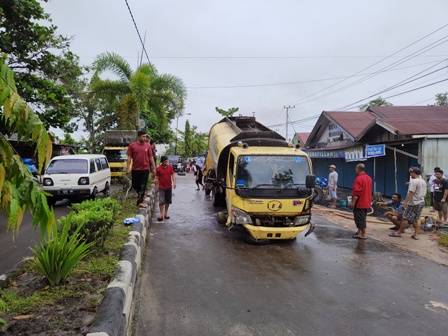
[365,144,385,158]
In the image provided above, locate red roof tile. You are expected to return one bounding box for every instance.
[295,132,310,144]
[326,111,376,138]
[369,106,448,135]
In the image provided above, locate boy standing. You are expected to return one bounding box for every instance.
[155,156,176,221]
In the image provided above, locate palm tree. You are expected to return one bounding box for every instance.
[90,52,187,141]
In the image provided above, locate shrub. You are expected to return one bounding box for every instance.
[0,299,6,326]
[69,198,121,220]
[30,214,95,287]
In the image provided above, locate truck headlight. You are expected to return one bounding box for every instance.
[294,215,310,226]
[231,206,252,224]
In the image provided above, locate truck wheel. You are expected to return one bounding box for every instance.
[205,188,211,196]
[242,229,271,245]
[313,186,324,204]
[212,190,225,207]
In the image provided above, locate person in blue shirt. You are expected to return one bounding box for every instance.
[377,193,404,231]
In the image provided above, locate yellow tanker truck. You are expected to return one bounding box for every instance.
[203,116,315,244]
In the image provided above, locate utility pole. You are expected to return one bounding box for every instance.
[284,105,295,141]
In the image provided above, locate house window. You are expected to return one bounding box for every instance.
[329,131,342,137]
[329,124,338,130]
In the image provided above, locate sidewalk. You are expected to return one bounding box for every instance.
[313,202,448,267]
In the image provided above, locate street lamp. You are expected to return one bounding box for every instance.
[174,113,191,155]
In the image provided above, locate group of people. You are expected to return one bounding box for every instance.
[125,130,207,221]
[125,130,176,221]
[327,163,447,240]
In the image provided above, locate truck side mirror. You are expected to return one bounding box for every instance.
[306,174,315,189]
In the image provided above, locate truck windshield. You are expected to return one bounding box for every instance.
[46,159,88,174]
[104,150,127,162]
[235,155,310,189]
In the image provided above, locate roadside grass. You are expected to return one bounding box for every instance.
[0,196,136,315]
[437,233,448,247]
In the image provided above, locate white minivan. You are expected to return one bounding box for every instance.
[42,154,111,205]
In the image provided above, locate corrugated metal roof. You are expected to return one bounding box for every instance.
[326,111,376,138]
[295,132,310,144]
[369,106,448,135]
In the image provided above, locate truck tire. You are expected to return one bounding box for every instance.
[212,190,226,207]
[242,229,271,245]
[313,186,324,204]
[205,188,211,196]
[217,211,227,224]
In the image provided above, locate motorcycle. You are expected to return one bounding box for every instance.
[313,176,328,204]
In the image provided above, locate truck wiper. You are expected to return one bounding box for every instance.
[245,184,273,190]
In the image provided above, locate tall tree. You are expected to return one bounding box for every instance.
[0,56,54,237]
[183,120,192,157]
[359,97,393,111]
[0,0,85,131]
[90,52,187,144]
[435,92,448,106]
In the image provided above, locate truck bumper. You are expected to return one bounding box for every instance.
[242,223,314,240]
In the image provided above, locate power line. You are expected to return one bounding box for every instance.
[186,60,444,89]
[286,24,448,106]
[124,0,154,72]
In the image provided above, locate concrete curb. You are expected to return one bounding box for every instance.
[87,186,156,336]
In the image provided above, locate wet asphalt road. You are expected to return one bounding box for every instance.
[0,202,71,275]
[133,175,447,336]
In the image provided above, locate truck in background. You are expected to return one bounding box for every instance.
[203,116,315,244]
[102,130,137,177]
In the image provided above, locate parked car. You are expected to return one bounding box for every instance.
[42,154,111,205]
[166,155,183,172]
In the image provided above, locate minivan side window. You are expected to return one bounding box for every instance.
[90,159,96,173]
[95,158,102,171]
[100,158,109,169]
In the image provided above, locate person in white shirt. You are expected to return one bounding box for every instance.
[328,165,338,209]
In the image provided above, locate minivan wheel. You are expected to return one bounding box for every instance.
[90,187,98,200]
[104,182,110,197]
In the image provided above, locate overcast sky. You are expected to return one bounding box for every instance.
[43,0,448,140]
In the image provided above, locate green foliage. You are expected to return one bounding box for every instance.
[61,198,120,250]
[91,52,187,143]
[215,106,239,117]
[0,299,6,326]
[438,233,448,246]
[30,213,95,287]
[0,55,54,237]
[179,123,207,157]
[0,0,85,131]
[359,97,393,111]
[435,92,448,106]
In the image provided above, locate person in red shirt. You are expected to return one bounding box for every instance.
[349,163,372,239]
[155,155,176,221]
[126,130,156,208]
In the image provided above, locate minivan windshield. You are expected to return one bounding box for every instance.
[235,155,310,189]
[46,159,88,174]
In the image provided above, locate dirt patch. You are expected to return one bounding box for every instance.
[0,266,108,335]
[313,204,448,267]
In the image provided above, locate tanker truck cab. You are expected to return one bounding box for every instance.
[204,116,315,244]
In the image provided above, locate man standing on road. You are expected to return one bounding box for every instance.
[155,156,176,221]
[390,167,427,240]
[328,164,338,208]
[433,169,448,225]
[376,193,404,231]
[349,163,372,239]
[126,130,156,208]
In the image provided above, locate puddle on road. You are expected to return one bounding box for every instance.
[312,224,394,253]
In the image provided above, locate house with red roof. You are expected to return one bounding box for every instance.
[305,106,448,197]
